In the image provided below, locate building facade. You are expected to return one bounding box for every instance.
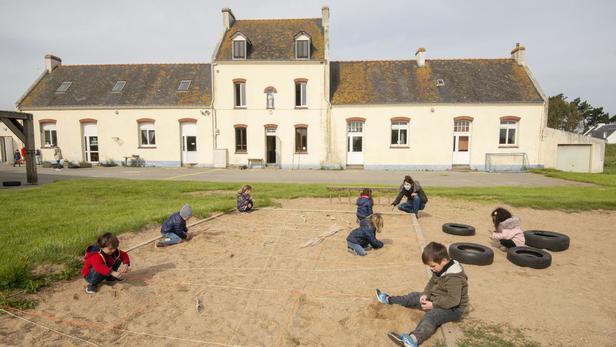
[15,7,606,172]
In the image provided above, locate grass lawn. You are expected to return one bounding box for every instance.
[1,177,616,298]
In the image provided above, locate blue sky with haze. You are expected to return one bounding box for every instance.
[0,0,614,115]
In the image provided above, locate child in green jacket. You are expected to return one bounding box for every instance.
[376,242,469,346]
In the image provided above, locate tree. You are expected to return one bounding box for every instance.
[573,97,612,133]
[548,94,581,132]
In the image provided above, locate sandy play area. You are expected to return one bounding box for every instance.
[1,197,615,346]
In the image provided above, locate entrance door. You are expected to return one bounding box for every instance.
[452,120,471,165]
[181,122,197,164]
[346,121,364,165]
[266,137,276,164]
[82,123,99,162]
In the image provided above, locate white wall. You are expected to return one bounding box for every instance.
[542,127,605,173]
[213,62,328,168]
[24,108,213,167]
[0,124,22,163]
[330,103,545,170]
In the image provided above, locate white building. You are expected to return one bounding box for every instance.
[14,7,605,172]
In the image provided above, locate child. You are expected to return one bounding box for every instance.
[13,149,21,167]
[237,185,253,213]
[489,207,525,250]
[391,175,428,219]
[376,242,468,347]
[356,188,374,223]
[81,232,130,294]
[156,204,193,247]
[346,213,384,256]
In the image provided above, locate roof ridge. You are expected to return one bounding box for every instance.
[332,58,514,63]
[61,62,211,67]
[235,17,320,22]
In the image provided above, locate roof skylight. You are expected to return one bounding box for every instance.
[56,81,72,93]
[112,81,126,92]
[177,80,192,91]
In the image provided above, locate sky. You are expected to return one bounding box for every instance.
[1,0,614,115]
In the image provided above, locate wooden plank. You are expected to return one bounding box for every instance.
[23,117,38,184]
[0,118,26,143]
[0,110,30,120]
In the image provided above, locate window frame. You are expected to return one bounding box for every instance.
[295,39,310,59]
[232,35,247,60]
[499,120,518,146]
[56,81,72,93]
[234,81,246,108]
[295,81,307,107]
[177,80,192,92]
[294,126,308,153]
[112,80,126,93]
[41,123,57,147]
[138,122,156,147]
[235,126,247,153]
[390,121,409,146]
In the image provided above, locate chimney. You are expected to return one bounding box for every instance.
[222,8,235,30]
[44,54,61,72]
[321,6,330,30]
[415,48,426,67]
[511,43,526,65]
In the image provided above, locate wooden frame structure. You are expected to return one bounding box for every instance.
[0,110,37,184]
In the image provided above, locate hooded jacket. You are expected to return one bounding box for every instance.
[490,216,525,247]
[392,181,428,205]
[346,220,383,249]
[81,245,130,277]
[422,259,469,312]
[161,212,188,239]
[356,195,373,220]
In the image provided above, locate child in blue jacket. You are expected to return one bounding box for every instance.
[356,188,373,223]
[156,204,192,247]
[346,213,384,256]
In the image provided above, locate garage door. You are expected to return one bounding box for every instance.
[556,144,591,172]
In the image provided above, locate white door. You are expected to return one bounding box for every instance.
[82,123,99,163]
[347,121,364,165]
[452,120,471,165]
[556,145,591,172]
[181,122,197,164]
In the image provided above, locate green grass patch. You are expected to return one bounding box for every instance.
[530,168,616,187]
[604,143,616,174]
[458,319,540,347]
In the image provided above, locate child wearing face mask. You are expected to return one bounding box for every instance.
[391,175,428,218]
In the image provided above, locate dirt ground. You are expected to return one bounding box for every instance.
[1,197,615,346]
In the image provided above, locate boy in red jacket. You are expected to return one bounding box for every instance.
[81,232,130,294]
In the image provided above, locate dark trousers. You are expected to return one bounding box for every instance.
[499,239,516,248]
[84,259,121,287]
[398,195,426,215]
[389,292,463,345]
[238,202,253,212]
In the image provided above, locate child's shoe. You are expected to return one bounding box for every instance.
[347,247,358,256]
[387,332,417,347]
[375,288,390,304]
[155,241,167,248]
[85,285,97,294]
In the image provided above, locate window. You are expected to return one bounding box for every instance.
[112,81,126,92]
[454,120,470,132]
[295,127,308,153]
[177,80,191,91]
[295,82,307,107]
[499,120,518,145]
[295,36,310,59]
[139,123,156,147]
[235,127,247,152]
[41,123,57,147]
[232,36,247,60]
[391,121,408,145]
[234,81,246,107]
[56,81,72,93]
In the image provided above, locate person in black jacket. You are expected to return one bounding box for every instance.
[356,188,373,223]
[156,204,192,247]
[346,213,384,256]
[392,175,428,219]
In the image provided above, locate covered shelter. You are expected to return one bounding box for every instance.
[0,110,37,184]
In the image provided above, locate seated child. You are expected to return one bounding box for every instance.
[489,207,525,250]
[356,188,374,223]
[346,213,384,256]
[376,242,469,347]
[237,185,253,213]
[156,204,193,247]
[81,232,130,294]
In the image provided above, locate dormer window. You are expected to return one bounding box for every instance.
[56,81,72,93]
[177,80,192,91]
[295,33,311,60]
[112,81,126,92]
[232,33,247,60]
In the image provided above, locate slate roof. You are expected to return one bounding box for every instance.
[215,19,324,61]
[330,59,544,105]
[589,124,616,139]
[18,64,212,109]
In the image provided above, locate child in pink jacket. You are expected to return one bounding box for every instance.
[489,207,525,250]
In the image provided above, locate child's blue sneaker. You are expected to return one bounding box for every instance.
[387,332,417,347]
[85,285,97,294]
[375,288,390,304]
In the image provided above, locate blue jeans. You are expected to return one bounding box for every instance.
[398,196,425,215]
[160,232,182,245]
[389,292,463,344]
[84,259,121,287]
[347,241,367,256]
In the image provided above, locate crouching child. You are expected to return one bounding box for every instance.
[156,204,192,247]
[346,213,384,256]
[376,242,469,346]
[82,232,130,294]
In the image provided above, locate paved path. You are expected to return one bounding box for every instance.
[0,165,590,188]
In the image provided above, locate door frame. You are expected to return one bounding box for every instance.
[452,118,472,165]
[346,119,365,165]
[82,122,99,163]
[180,121,197,165]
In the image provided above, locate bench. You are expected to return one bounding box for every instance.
[248,158,264,169]
[326,186,399,204]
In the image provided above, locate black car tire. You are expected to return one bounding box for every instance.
[442,223,476,236]
[449,242,494,266]
[507,247,552,269]
[524,230,570,252]
[2,181,21,187]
